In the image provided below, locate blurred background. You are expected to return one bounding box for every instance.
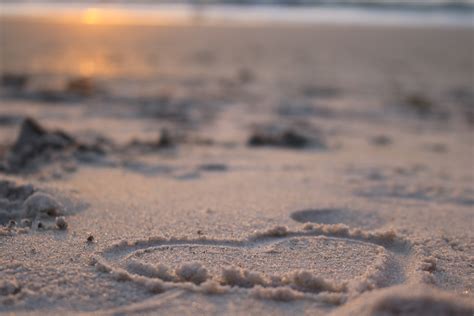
[0,0,473,147]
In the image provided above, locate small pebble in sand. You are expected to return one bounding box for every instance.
[403,93,434,115]
[158,129,174,147]
[87,234,95,243]
[55,216,68,230]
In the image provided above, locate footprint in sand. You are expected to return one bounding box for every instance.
[356,183,474,206]
[290,208,384,230]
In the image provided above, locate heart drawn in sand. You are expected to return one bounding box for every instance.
[95,218,407,304]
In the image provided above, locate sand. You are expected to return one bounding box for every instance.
[0,17,473,315]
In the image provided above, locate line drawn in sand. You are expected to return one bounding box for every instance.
[90,207,443,311]
[92,208,435,306]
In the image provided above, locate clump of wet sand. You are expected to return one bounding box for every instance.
[1,118,109,174]
[0,179,74,236]
[248,125,326,150]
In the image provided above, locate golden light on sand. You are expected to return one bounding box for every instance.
[75,56,120,77]
[82,8,102,25]
[79,60,96,76]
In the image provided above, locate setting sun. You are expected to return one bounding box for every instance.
[82,8,101,25]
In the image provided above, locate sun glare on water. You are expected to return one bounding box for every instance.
[82,8,102,25]
[74,6,189,26]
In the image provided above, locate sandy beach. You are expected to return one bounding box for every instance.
[0,12,473,315]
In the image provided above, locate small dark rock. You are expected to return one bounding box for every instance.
[403,94,434,115]
[199,163,228,172]
[65,77,97,97]
[157,129,174,147]
[248,128,315,149]
[87,234,94,243]
[128,129,176,151]
[1,73,28,89]
[371,135,392,146]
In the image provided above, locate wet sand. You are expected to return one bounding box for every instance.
[0,18,473,315]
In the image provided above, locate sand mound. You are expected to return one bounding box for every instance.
[333,284,474,316]
[4,118,76,172]
[0,180,79,236]
[24,192,63,218]
[1,118,108,174]
[0,180,35,225]
[247,124,326,150]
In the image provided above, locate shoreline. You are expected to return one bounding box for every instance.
[1,2,473,28]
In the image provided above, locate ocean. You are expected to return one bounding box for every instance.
[0,0,473,27]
